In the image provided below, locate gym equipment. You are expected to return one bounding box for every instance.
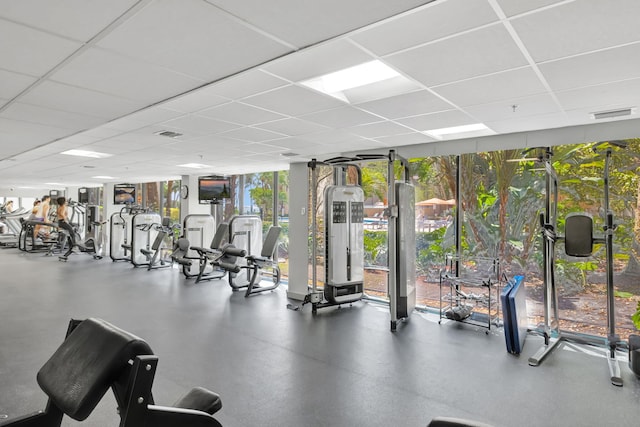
[140,217,181,270]
[192,223,230,283]
[0,318,223,427]
[227,215,263,290]
[170,237,194,270]
[180,214,216,279]
[501,275,527,354]
[58,201,105,262]
[528,144,624,386]
[427,417,494,427]
[354,151,417,330]
[304,158,365,314]
[18,219,59,253]
[109,205,147,262]
[629,334,640,377]
[384,151,416,331]
[243,225,282,297]
[202,226,282,297]
[129,212,162,267]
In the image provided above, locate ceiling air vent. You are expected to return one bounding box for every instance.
[281,152,300,157]
[591,108,634,120]
[155,130,183,138]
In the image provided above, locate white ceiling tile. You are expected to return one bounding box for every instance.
[264,40,373,82]
[300,129,364,145]
[511,0,640,62]
[351,0,498,56]
[254,118,329,136]
[262,137,313,150]
[104,107,184,132]
[432,67,548,107]
[240,142,289,154]
[539,43,640,91]
[219,127,287,143]
[210,69,289,99]
[0,102,104,130]
[301,107,382,128]
[0,117,72,145]
[0,19,82,76]
[495,0,565,17]
[197,102,287,126]
[0,0,139,41]
[463,93,560,122]
[555,78,640,112]
[243,85,345,116]
[564,108,640,127]
[385,24,528,86]
[50,48,203,103]
[80,126,124,140]
[346,121,412,138]
[396,110,476,131]
[160,88,229,114]
[20,80,143,119]
[207,0,434,48]
[97,0,291,81]
[0,69,37,99]
[161,115,240,136]
[356,90,452,119]
[374,132,436,147]
[485,112,569,134]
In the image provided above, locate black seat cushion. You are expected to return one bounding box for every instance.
[174,386,222,415]
[428,416,494,427]
[37,318,153,421]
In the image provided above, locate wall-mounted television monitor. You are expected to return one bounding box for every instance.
[198,176,231,204]
[114,184,136,205]
[78,187,89,204]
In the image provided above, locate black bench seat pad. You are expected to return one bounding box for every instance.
[36,318,153,421]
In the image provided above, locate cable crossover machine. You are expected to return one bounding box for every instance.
[303,149,416,331]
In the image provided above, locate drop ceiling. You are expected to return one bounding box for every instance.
[1,0,640,188]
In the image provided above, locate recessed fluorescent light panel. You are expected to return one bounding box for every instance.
[61,149,112,158]
[177,163,211,169]
[300,60,417,103]
[423,123,495,140]
[92,175,117,180]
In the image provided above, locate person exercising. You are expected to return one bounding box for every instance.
[33,195,51,239]
[57,197,76,259]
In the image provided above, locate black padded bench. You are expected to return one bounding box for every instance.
[0,318,223,427]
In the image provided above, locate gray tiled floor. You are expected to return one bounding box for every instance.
[1,249,639,427]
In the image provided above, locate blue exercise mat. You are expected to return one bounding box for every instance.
[501,275,527,354]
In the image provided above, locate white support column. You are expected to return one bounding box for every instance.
[287,162,310,301]
[180,175,211,224]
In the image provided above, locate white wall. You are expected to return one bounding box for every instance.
[180,174,213,223]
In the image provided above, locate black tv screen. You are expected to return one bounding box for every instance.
[114,184,136,205]
[199,176,231,204]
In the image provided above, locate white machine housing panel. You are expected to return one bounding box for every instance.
[325,185,364,286]
[131,213,162,266]
[183,214,216,276]
[396,182,416,317]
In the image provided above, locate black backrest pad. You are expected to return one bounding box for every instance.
[37,318,153,421]
[565,214,593,257]
[152,230,168,250]
[210,223,229,250]
[261,226,282,258]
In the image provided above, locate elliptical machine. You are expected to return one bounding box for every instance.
[58,199,104,261]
